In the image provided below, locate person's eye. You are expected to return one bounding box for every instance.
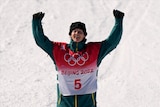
[78,31,82,34]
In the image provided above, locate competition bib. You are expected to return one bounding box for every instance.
[58,67,98,96]
[53,42,101,96]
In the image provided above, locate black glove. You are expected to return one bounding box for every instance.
[113,9,124,18]
[33,12,45,21]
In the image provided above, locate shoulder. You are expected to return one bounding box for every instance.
[53,42,67,46]
[53,42,68,50]
[86,42,102,51]
[87,42,101,47]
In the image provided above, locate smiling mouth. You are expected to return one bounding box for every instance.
[75,36,80,39]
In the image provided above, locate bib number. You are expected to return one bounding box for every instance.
[74,79,82,90]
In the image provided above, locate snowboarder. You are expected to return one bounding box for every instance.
[32,9,124,107]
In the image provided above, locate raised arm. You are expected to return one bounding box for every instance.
[32,12,53,57]
[97,10,124,66]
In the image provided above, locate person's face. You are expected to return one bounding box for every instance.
[70,28,85,42]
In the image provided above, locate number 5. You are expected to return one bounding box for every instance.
[74,79,82,90]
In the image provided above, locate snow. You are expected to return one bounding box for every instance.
[0,0,160,107]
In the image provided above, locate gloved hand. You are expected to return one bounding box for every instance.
[113,9,124,18]
[33,12,45,21]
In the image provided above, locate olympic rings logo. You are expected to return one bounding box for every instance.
[64,52,89,66]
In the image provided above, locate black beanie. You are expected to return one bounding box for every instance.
[69,22,87,36]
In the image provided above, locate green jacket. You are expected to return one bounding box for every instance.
[32,17,123,107]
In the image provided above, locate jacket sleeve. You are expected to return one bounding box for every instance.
[32,19,53,57]
[97,18,123,66]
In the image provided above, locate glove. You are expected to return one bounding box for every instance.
[113,9,124,18]
[33,12,45,21]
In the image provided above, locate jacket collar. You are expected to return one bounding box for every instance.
[68,39,86,52]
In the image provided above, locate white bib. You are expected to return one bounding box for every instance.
[58,68,98,96]
[53,42,101,96]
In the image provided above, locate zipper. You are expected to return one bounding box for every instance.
[76,43,78,52]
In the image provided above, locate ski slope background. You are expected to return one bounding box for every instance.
[0,0,160,107]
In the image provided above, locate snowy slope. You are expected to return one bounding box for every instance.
[0,0,160,107]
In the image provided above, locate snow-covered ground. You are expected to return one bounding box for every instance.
[0,0,160,107]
